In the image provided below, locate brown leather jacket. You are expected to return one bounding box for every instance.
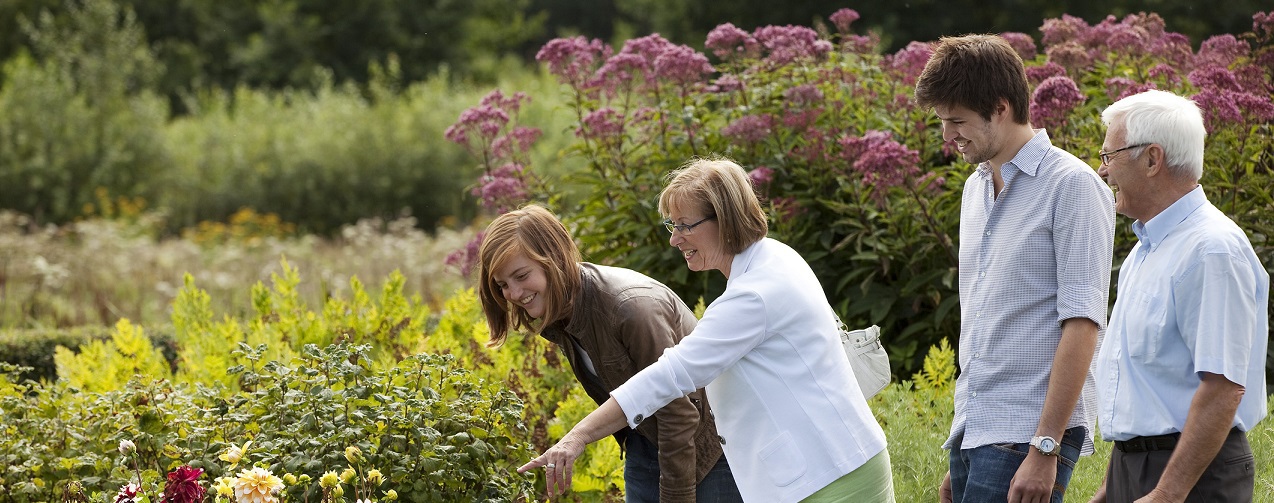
[540,264,724,502]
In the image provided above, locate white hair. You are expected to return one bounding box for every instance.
[1101,89,1205,181]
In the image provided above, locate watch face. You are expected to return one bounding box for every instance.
[1040,438,1056,452]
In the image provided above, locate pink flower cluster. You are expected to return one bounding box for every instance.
[1039,13,1188,73]
[655,44,715,86]
[1188,66,1274,132]
[1253,11,1274,42]
[577,107,625,141]
[753,25,833,66]
[783,84,824,108]
[838,130,922,190]
[706,23,761,61]
[446,90,543,212]
[590,34,714,97]
[1194,34,1250,70]
[1030,75,1085,131]
[1103,77,1157,101]
[722,114,775,145]
[1000,32,1038,61]
[471,164,530,213]
[1025,62,1066,85]
[445,231,485,279]
[536,36,611,89]
[829,9,861,33]
[885,41,935,85]
[749,166,775,188]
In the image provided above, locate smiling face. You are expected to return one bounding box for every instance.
[666,201,733,276]
[492,251,550,319]
[1099,122,1150,221]
[934,103,1006,167]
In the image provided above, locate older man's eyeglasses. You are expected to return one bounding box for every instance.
[1098,143,1148,166]
[663,215,716,235]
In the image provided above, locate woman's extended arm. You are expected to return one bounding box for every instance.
[518,397,628,497]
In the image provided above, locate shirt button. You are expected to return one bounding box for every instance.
[720,437,727,445]
[972,391,978,398]
[984,230,991,236]
[633,414,644,423]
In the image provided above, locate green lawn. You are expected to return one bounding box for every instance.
[878,384,1274,502]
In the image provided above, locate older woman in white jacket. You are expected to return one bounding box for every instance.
[518,157,893,502]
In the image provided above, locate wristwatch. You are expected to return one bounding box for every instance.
[1030,435,1061,456]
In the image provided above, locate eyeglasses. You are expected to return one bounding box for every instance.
[662,215,716,235]
[1098,143,1148,166]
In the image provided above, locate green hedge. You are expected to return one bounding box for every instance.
[0,325,176,383]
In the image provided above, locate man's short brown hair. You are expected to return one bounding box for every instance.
[914,34,1031,124]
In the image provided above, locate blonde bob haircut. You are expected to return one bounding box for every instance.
[477,204,581,347]
[659,157,768,255]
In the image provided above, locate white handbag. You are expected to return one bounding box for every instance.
[836,317,891,398]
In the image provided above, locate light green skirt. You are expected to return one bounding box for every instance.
[801,449,895,503]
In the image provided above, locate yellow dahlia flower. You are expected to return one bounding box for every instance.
[233,467,284,503]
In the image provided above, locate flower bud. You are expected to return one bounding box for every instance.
[344,445,363,464]
[118,439,136,455]
[366,468,384,486]
[319,471,340,489]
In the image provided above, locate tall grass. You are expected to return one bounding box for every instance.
[0,211,474,328]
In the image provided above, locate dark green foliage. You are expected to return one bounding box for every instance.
[0,325,177,383]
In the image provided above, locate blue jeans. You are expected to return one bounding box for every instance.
[948,426,1085,503]
[624,432,744,503]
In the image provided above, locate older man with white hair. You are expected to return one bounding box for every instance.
[1090,89,1269,503]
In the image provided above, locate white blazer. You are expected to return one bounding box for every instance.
[612,238,888,502]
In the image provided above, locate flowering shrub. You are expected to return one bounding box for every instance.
[0,343,537,502]
[447,9,1274,373]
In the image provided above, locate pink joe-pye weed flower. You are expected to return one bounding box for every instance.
[1104,77,1157,101]
[754,25,825,66]
[1194,34,1250,70]
[1030,75,1085,131]
[1147,63,1181,86]
[1026,62,1066,85]
[1040,14,1090,48]
[749,166,775,188]
[783,84,824,108]
[885,41,935,85]
[653,44,715,86]
[1187,64,1274,132]
[1148,32,1194,71]
[1000,32,1038,61]
[470,164,530,213]
[536,36,611,90]
[721,114,775,145]
[445,231,484,278]
[705,23,760,61]
[576,107,625,141]
[1254,11,1274,42]
[829,8,861,33]
[1045,42,1093,74]
[838,130,921,190]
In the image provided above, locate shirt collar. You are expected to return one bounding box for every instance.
[977,128,1051,180]
[1131,185,1206,248]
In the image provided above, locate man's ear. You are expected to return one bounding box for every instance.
[1145,144,1165,177]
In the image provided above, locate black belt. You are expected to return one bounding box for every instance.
[1114,433,1180,453]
